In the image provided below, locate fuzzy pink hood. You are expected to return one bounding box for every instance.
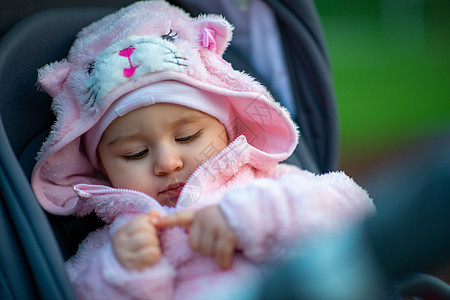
[31,0,298,216]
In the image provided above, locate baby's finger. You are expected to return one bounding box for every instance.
[215,236,235,270]
[147,210,161,221]
[193,225,215,257]
[127,246,162,270]
[118,214,154,236]
[155,210,195,228]
[187,220,203,253]
[132,230,160,248]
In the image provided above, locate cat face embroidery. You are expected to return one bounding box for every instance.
[38,1,234,108]
[86,34,188,105]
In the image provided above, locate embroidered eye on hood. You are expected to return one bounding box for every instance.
[161,29,177,42]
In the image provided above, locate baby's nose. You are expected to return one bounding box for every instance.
[153,148,183,176]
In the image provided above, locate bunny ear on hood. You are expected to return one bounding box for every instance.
[31,0,299,216]
[37,59,72,98]
[195,15,233,55]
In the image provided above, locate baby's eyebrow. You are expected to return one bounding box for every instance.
[169,111,208,129]
[106,134,142,147]
[106,110,208,147]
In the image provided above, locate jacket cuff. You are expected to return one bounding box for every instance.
[101,244,176,298]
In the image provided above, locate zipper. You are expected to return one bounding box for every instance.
[76,184,153,200]
[177,135,246,203]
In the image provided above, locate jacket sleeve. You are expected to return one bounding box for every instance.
[219,169,375,262]
[65,225,176,300]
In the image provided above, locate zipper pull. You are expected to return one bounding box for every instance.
[74,184,94,199]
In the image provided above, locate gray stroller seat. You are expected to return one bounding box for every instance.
[2,1,447,299]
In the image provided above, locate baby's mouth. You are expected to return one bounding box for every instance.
[158,182,185,198]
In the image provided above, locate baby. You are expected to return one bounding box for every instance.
[31,1,374,299]
[91,84,235,270]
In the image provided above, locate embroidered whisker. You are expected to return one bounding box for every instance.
[164,60,188,67]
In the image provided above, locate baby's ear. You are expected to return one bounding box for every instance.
[195,15,233,56]
[37,59,71,97]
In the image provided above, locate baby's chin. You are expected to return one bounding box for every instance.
[155,194,179,208]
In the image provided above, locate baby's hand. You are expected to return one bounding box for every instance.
[112,211,162,270]
[156,205,237,270]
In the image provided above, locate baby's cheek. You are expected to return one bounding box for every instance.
[194,141,227,167]
[108,168,139,188]
[108,161,159,197]
[122,177,154,195]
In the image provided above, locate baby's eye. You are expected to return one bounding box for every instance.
[175,130,202,143]
[122,149,149,160]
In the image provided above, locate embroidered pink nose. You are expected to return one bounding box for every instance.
[119,47,135,58]
[119,47,140,77]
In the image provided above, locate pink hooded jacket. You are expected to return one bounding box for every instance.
[31,1,374,299]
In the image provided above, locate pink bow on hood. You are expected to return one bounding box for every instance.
[31,0,298,216]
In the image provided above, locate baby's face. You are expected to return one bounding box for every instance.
[97,103,228,207]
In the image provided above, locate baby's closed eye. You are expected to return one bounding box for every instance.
[122,149,149,160]
[175,130,202,143]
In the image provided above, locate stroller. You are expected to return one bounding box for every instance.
[0,0,448,299]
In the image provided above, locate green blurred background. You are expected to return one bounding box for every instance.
[314,0,450,179]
